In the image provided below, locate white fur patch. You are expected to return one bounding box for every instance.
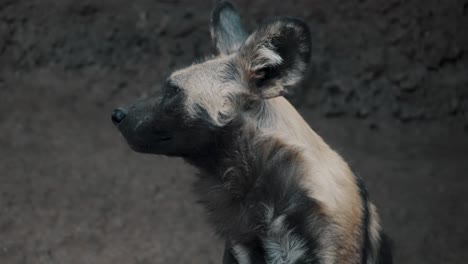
[232,244,251,264]
[253,46,283,70]
[367,203,382,264]
[262,213,308,264]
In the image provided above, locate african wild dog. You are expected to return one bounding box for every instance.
[112,1,392,263]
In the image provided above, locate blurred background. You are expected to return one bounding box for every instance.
[1,0,467,263]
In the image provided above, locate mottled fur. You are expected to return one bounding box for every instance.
[113,1,392,263]
[189,120,323,263]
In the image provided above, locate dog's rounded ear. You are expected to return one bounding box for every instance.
[211,1,248,55]
[238,18,311,99]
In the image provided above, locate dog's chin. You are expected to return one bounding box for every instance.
[127,138,176,155]
[128,143,158,154]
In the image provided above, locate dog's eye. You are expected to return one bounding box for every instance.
[165,84,180,97]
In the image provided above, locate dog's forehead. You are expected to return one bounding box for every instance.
[169,55,234,87]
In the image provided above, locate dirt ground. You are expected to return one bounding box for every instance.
[1,0,467,263]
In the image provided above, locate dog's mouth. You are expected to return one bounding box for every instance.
[151,131,173,143]
[156,135,172,142]
[114,115,178,154]
[125,133,173,153]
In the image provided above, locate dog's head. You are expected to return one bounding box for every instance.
[112,1,311,156]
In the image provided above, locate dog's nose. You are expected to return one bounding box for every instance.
[112,108,127,125]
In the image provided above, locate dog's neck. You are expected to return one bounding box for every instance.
[185,96,309,174]
[183,116,312,242]
[184,118,255,176]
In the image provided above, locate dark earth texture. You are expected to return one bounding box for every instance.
[1,0,468,263]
